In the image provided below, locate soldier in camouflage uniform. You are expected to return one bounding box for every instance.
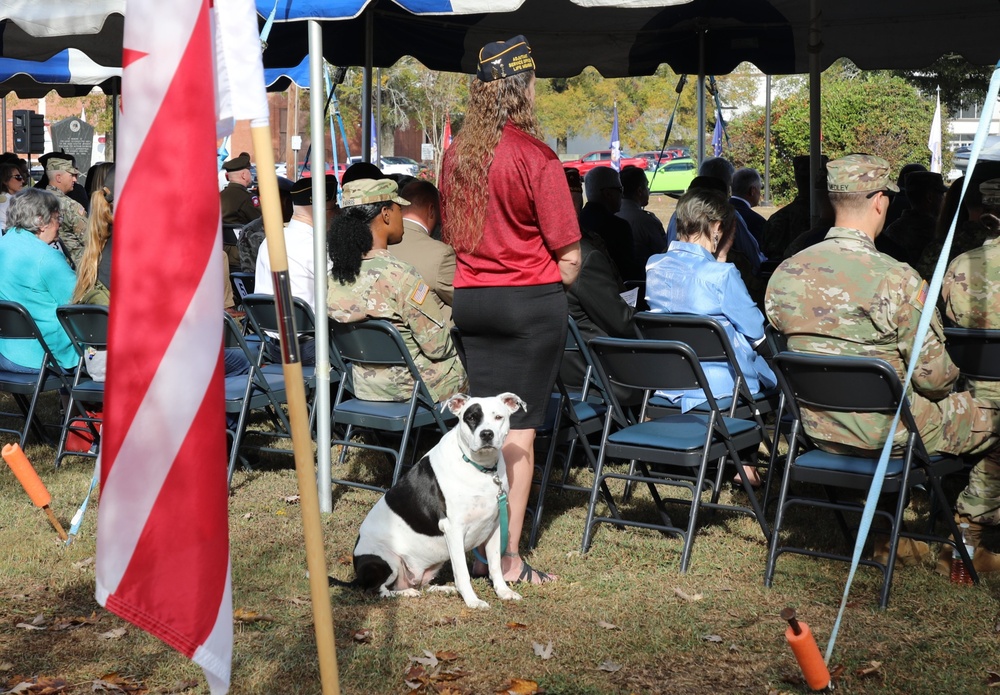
[328,178,467,403]
[940,177,1000,570]
[45,157,87,266]
[766,154,1000,566]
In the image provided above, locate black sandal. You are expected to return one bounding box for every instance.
[513,561,555,585]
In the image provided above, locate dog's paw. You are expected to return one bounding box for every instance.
[465,598,491,610]
[497,588,522,601]
[426,584,459,595]
[382,587,422,599]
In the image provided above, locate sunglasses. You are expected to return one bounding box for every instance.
[10,175,24,182]
[866,188,895,199]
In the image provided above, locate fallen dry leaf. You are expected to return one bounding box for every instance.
[598,660,622,672]
[674,587,703,602]
[337,555,353,566]
[495,678,542,695]
[232,608,273,623]
[0,662,13,671]
[855,660,882,679]
[72,556,95,570]
[15,621,46,631]
[242,512,253,520]
[5,676,72,693]
[989,670,1000,686]
[596,620,620,630]
[429,616,457,627]
[506,622,528,630]
[411,650,439,668]
[92,672,147,692]
[50,612,98,631]
[97,627,127,640]
[830,664,846,683]
[702,634,723,643]
[283,596,309,606]
[282,494,300,504]
[532,641,554,660]
[435,650,460,662]
[351,629,372,643]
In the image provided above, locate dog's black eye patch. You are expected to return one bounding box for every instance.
[463,403,484,431]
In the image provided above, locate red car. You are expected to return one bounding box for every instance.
[562,150,648,176]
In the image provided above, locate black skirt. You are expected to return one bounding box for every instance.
[452,283,567,429]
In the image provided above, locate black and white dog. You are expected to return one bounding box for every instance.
[341,392,526,609]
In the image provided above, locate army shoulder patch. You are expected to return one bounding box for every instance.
[409,282,429,305]
[916,280,928,307]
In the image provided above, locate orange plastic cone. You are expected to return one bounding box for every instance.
[3,443,67,540]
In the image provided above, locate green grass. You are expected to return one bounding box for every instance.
[2,394,1000,694]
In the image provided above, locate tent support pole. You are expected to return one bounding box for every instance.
[309,22,333,516]
[809,0,822,225]
[362,10,374,162]
[696,24,706,164]
[764,74,772,206]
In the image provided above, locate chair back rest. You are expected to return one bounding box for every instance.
[0,301,44,342]
[589,336,723,425]
[241,293,315,336]
[56,305,110,356]
[773,353,905,415]
[634,312,731,363]
[230,272,255,304]
[566,315,608,403]
[330,319,413,369]
[943,327,1000,381]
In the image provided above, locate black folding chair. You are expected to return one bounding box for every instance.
[54,305,108,466]
[584,337,770,572]
[329,319,453,493]
[223,312,292,488]
[633,311,781,497]
[943,326,1000,384]
[528,316,616,550]
[229,272,255,311]
[765,352,974,608]
[0,301,69,448]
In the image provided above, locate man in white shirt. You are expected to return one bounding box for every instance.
[255,174,338,363]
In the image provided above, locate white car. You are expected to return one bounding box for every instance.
[348,155,420,177]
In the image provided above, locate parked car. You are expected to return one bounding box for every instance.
[646,157,697,195]
[300,160,348,181]
[635,147,690,169]
[346,155,421,178]
[562,150,648,176]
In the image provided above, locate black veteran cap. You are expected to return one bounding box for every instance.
[477,35,535,82]
[289,175,338,206]
[222,152,252,172]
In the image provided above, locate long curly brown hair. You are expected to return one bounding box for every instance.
[443,71,539,253]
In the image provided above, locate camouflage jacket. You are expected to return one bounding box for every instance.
[327,250,466,402]
[765,225,959,452]
[47,185,87,265]
[914,219,996,282]
[942,236,1000,399]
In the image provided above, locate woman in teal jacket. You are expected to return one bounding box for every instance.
[0,188,77,372]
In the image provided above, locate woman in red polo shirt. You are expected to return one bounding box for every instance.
[441,35,581,585]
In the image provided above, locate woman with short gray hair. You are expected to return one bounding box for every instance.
[0,188,77,373]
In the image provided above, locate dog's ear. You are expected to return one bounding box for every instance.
[442,393,470,415]
[497,392,527,414]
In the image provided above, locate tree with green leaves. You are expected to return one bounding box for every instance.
[726,69,939,204]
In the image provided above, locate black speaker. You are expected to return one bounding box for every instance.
[12,109,31,154]
[28,114,45,154]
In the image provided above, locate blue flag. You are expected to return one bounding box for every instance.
[712,115,724,157]
[609,103,621,171]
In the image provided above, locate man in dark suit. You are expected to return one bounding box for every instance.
[731,167,766,248]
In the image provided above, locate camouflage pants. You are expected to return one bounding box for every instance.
[956,452,1000,525]
[918,392,1000,459]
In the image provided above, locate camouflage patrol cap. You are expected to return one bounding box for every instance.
[826,154,899,194]
[340,178,410,208]
[980,178,1000,207]
[46,157,81,176]
[477,35,535,82]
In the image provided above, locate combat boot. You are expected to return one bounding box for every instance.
[936,514,984,576]
[872,535,930,567]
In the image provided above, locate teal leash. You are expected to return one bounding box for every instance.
[463,454,510,567]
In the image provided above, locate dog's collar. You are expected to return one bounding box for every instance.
[462,452,498,473]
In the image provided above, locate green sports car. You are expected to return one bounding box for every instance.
[646,157,697,195]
